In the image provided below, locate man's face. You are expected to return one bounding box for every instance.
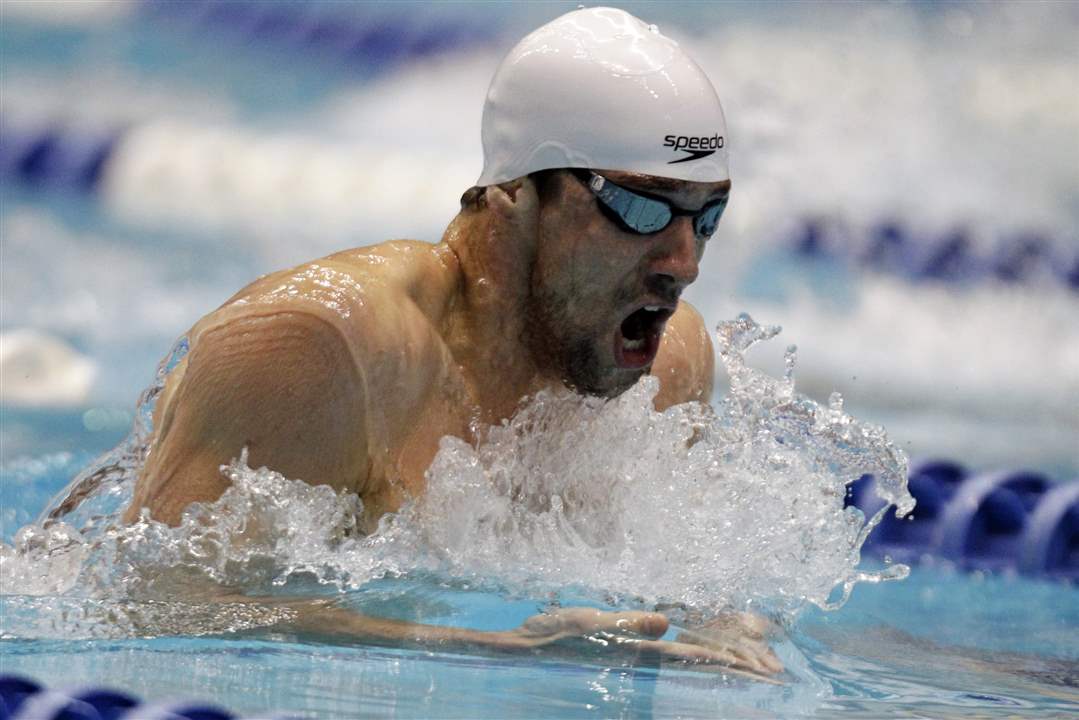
[525,169,731,396]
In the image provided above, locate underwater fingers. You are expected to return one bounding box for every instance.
[674,627,784,675]
[517,608,669,642]
[638,638,784,680]
[509,608,782,680]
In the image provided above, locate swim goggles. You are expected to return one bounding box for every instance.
[571,169,728,238]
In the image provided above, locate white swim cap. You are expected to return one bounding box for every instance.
[476,6,729,186]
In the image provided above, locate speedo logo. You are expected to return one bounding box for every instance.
[663,133,725,164]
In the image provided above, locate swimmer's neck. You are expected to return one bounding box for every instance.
[440,205,553,422]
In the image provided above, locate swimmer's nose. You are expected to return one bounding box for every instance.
[648,219,700,290]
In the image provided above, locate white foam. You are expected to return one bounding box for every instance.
[1,316,912,639]
[100,120,471,265]
[0,209,232,403]
[1,69,235,133]
[692,273,1079,471]
[2,0,133,27]
[0,329,96,407]
[703,276,1079,419]
[0,211,212,346]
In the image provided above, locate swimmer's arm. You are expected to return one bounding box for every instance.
[125,310,369,526]
[217,595,781,680]
[652,300,715,411]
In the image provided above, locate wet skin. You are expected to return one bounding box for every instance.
[121,171,781,675]
[125,170,727,530]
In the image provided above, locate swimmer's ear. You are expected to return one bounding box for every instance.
[487,177,540,235]
[472,177,539,264]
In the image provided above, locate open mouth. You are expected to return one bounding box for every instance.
[613,305,674,369]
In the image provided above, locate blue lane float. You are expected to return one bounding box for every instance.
[849,460,1078,581]
[791,218,1079,292]
[138,0,496,71]
[0,117,123,193]
[0,675,285,720]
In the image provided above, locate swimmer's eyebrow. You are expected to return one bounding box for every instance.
[619,174,732,202]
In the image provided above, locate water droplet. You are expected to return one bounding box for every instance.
[783,344,798,383]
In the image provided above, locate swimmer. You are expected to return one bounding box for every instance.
[122,7,780,677]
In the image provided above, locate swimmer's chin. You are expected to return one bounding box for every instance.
[562,366,649,399]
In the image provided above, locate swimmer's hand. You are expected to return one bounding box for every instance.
[498,608,783,681]
[673,611,784,676]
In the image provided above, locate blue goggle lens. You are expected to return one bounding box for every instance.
[578,171,727,238]
[692,198,728,238]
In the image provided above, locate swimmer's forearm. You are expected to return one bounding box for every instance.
[293,604,520,650]
[223,595,523,651]
[212,595,781,677]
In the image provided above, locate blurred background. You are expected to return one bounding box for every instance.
[2,0,1077,479]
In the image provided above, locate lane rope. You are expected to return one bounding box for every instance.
[850,459,1078,580]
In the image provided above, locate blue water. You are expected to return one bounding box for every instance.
[2,568,1076,718]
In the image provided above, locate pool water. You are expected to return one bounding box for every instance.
[2,568,1076,718]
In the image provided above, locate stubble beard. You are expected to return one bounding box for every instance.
[524,283,643,398]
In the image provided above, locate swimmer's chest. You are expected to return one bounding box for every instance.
[361,355,476,527]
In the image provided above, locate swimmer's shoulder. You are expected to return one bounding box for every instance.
[652,300,715,409]
[190,240,460,344]
[326,239,462,321]
[146,240,461,497]
[167,241,462,428]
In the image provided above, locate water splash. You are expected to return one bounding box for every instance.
[1,315,913,639]
[394,313,913,612]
